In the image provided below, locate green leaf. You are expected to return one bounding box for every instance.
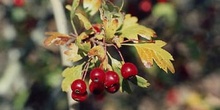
[101,0,120,12]
[70,0,80,20]
[75,13,92,30]
[75,32,91,52]
[130,75,150,88]
[121,25,155,40]
[110,55,122,75]
[61,63,84,92]
[121,79,132,93]
[109,53,131,93]
[120,14,156,41]
[70,0,80,34]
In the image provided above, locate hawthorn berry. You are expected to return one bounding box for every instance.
[71,79,87,95]
[89,81,105,95]
[92,24,101,33]
[105,83,120,93]
[71,91,88,102]
[104,71,120,93]
[90,68,106,83]
[13,0,25,7]
[121,62,138,79]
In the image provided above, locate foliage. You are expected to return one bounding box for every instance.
[44,0,175,94]
[61,63,85,92]
[123,40,175,73]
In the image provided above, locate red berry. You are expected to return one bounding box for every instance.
[71,79,87,95]
[105,83,120,93]
[104,71,120,93]
[158,0,167,3]
[139,0,152,13]
[13,0,25,7]
[90,68,105,83]
[92,25,101,33]
[89,82,105,95]
[121,62,138,79]
[71,92,88,102]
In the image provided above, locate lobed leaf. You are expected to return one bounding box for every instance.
[99,4,124,42]
[61,63,84,92]
[132,40,175,73]
[103,18,120,41]
[120,14,156,41]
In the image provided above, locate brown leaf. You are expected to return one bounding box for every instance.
[44,32,71,46]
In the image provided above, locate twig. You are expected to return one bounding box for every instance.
[111,44,125,63]
[82,59,91,81]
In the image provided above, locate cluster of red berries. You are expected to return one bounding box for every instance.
[71,62,138,102]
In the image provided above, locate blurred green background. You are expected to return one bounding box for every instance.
[0,0,220,110]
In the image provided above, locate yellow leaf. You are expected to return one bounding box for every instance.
[123,14,138,27]
[120,14,156,41]
[99,6,124,42]
[64,43,82,62]
[83,0,102,16]
[103,18,120,42]
[44,32,71,46]
[65,5,71,11]
[132,40,175,73]
[61,63,84,92]
[185,91,211,110]
[88,45,105,61]
[75,13,92,30]
[99,57,109,70]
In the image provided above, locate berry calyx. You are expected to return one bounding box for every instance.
[71,79,87,95]
[71,91,88,102]
[104,71,120,93]
[90,68,106,83]
[121,62,138,79]
[89,82,105,95]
